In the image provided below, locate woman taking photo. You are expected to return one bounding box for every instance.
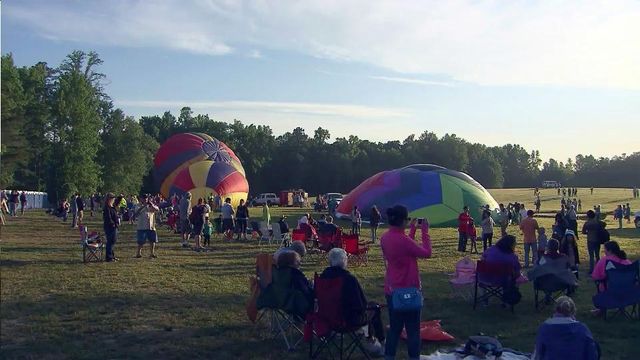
[380,205,432,360]
[103,193,119,262]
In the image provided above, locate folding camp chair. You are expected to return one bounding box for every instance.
[449,257,476,302]
[533,274,574,311]
[342,234,368,266]
[272,225,291,247]
[79,225,103,263]
[256,266,308,351]
[593,260,640,320]
[473,260,516,313]
[308,273,372,360]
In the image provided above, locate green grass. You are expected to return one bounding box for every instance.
[1,188,639,359]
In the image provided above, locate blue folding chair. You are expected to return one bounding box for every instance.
[593,260,640,320]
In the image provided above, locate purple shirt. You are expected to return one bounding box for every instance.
[482,245,521,275]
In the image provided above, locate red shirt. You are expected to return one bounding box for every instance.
[458,213,471,233]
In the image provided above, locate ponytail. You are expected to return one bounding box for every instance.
[604,241,627,260]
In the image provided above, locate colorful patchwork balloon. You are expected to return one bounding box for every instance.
[336,164,499,227]
[168,160,249,207]
[153,133,245,197]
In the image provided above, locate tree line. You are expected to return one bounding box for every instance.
[1,51,638,204]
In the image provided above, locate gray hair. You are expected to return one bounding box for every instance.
[290,241,307,258]
[555,296,577,317]
[328,248,348,269]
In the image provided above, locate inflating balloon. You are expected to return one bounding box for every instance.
[153,133,245,198]
[336,164,498,227]
[169,160,249,207]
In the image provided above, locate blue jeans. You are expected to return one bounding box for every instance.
[104,227,118,261]
[524,242,537,267]
[588,241,601,273]
[385,295,421,360]
[458,232,468,252]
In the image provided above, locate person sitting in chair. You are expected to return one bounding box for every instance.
[528,239,578,301]
[592,241,631,292]
[273,240,307,263]
[533,296,599,360]
[277,250,313,317]
[319,248,385,357]
[278,215,290,235]
[318,216,339,236]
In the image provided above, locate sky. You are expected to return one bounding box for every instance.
[2,0,639,161]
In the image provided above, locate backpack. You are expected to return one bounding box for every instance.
[597,223,610,244]
[461,336,503,357]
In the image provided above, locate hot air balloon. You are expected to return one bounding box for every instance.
[168,160,249,207]
[153,133,245,198]
[336,164,498,227]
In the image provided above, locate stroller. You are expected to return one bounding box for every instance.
[635,211,640,229]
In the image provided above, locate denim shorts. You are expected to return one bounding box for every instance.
[136,230,158,245]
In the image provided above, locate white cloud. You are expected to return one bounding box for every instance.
[115,100,410,118]
[6,0,640,89]
[369,76,455,87]
[248,50,263,59]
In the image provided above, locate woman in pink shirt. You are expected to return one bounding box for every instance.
[592,241,632,287]
[380,205,432,360]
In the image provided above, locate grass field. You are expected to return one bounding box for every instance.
[1,188,639,359]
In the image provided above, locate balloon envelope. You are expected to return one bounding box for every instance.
[336,164,499,227]
[153,133,245,197]
[169,160,249,207]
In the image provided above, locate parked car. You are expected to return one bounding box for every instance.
[251,193,280,207]
[325,192,344,205]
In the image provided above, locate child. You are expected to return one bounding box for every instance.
[536,227,548,265]
[468,219,478,254]
[203,216,213,247]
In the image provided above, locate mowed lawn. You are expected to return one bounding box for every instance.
[1,188,639,359]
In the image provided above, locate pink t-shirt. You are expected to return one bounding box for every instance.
[591,255,632,281]
[380,224,432,295]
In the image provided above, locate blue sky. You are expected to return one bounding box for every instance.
[2,0,639,161]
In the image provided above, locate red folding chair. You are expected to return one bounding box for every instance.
[292,229,307,242]
[342,234,368,266]
[307,274,371,360]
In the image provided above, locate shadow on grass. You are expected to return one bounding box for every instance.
[608,228,640,240]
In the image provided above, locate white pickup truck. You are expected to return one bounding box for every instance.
[251,193,281,206]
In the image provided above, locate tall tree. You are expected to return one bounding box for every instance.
[0,54,27,187]
[47,51,105,201]
[99,109,158,194]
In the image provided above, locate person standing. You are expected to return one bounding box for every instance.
[235,199,249,241]
[624,203,631,224]
[370,205,381,244]
[498,203,509,237]
[380,205,432,360]
[480,210,495,252]
[614,205,623,229]
[70,193,79,228]
[179,193,192,247]
[135,195,159,258]
[19,191,27,215]
[566,205,578,239]
[221,197,235,239]
[103,193,119,262]
[520,210,540,268]
[190,198,206,250]
[582,210,603,274]
[76,194,85,226]
[351,206,362,236]
[262,202,271,227]
[457,206,472,252]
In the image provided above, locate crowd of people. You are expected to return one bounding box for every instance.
[3,185,637,358]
